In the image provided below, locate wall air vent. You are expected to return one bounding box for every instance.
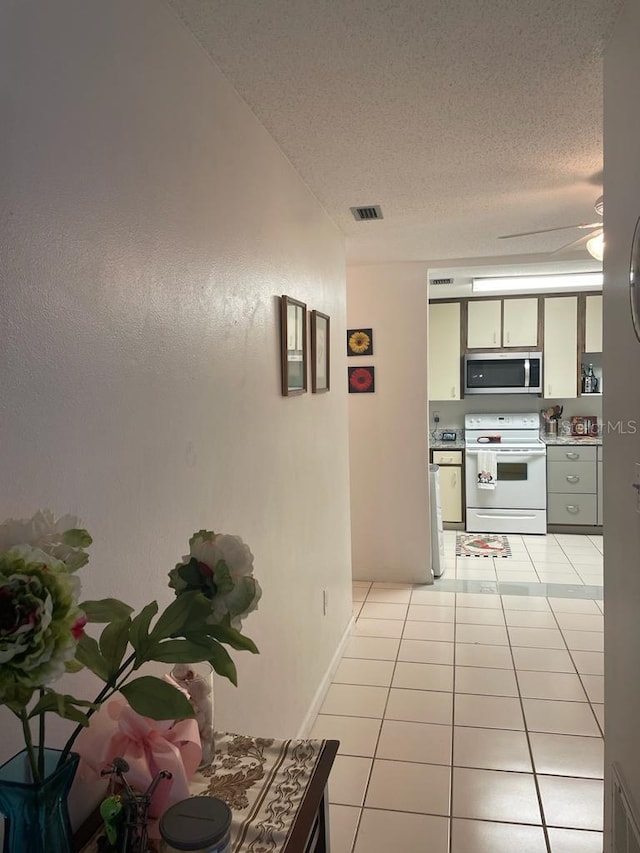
[430,277,455,286]
[350,205,383,221]
[612,764,640,853]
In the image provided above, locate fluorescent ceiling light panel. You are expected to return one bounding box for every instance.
[472,272,603,293]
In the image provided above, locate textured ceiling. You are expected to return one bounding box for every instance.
[168,0,624,266]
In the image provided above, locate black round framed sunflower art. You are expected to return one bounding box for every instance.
[346,327,373,356]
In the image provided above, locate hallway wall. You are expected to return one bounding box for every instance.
[603,1,640,847]
[347,263,430,582]
[0,0,352,760]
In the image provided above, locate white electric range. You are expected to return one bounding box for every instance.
[464,413,547,535]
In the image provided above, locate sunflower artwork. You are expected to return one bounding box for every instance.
[347,328,373,356]
[348,366,375,393]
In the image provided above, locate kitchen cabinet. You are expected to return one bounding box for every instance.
[466,297,538,349]
[543,297,578,398]
[585,294,603,353]
[503,298,538,347]
[467,300,501,348]
[547,445,598,526]
[431,450,463,523]
[429,301,461,400]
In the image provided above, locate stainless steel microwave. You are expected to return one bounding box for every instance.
[464,351,543,395]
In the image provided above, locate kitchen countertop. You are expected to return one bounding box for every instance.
[430,438,466,450]
[541,434,602,445]
[429,433,603,449]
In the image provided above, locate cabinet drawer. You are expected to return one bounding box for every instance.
[547,445,597,464]
[548,494,597,525]
[432,450,463,465]
[547,461,596,494]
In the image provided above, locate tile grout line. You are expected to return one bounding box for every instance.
[347,583,412,853]
[448,584,459,853]
[501,552,553,853]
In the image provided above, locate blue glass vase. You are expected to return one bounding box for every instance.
[0,748,79,853]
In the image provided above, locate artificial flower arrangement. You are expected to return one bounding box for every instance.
[0,510,262,785]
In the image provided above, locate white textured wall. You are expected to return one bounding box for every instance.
[347,263,431,582]
[603,2,640,848]
[0,0,352,763]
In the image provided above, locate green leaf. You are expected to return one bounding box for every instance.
[4,684,34,713]
[58,705,92,726]
[149,591,211,642]
[28,691,98,727]
[213,560,235,595]
[204,641,238,686]
[129,601,159,661]
[62,528,93,548]
[64,659,84,673]
[80,599,134,623]
[75,634,110,681]
[176,559,203,587]
[120,677,196,721]
[202,624,259,654]
[99,617,132,674]
[148,637,224,664]
[64,551,90,572]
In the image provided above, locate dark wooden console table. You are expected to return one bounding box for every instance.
[75,733,339,853]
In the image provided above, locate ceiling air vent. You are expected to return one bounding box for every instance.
[350,205,383,221]
[430,277,455,286]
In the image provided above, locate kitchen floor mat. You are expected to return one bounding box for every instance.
[456,533,512,558]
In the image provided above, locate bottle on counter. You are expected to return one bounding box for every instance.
[583,364,595,394]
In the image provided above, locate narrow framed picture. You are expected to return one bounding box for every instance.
[280,295,307,396]
[347,327,373,357]
[310,310,330,393]
[348,366,375,393]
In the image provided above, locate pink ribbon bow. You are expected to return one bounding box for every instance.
[77,695,202,831]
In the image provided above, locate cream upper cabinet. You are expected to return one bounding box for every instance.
[544,296,578,398]
[503,298,538,347]
[467,300,501,348]
[468,297,538,348]
[585,294,603,353]
[429,301,461,400]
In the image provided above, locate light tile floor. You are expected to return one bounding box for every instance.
[314,532,604,853]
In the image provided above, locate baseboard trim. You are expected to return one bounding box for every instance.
[296,615,355,739]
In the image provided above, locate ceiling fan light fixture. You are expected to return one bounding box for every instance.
[587,232,605,262]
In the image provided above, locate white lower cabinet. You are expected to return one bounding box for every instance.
[547,445,600,526]
[432,450,463,523]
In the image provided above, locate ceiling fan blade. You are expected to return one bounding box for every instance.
[498,222,602,239]
[550,227,602,255]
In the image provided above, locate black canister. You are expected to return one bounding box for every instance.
[159,797,232,853]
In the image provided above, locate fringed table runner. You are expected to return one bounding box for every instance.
[80,732,325,852]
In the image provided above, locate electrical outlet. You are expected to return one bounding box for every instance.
[432,411,441,424]
[323,589,329,615]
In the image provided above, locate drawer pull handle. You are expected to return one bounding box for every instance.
[566,505,580,514]
[566,452,579,460]
[566,475,580,484]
